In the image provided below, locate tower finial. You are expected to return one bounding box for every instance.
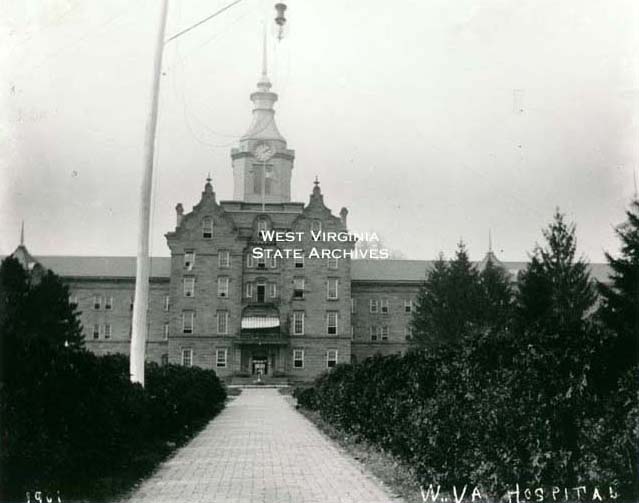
[257,21,272,91]
[206,172,212,184]
[488,228,493,253]
[314,175,319,186]
[20,220,24,246]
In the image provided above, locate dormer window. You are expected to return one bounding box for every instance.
[257,256,267,269]
[311,220,321,233]
[202,217,213,239]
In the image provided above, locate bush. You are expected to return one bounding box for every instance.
[299,339,639,500]
[0,352,226,501]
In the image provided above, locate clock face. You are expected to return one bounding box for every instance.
[254,143,274,162]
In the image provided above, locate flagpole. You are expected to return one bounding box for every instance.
[131,0,170,386]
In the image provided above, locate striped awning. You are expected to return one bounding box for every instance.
[241,316,280,330]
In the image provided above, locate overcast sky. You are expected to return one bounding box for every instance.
[1,0,637,262]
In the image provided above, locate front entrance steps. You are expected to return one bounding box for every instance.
[228,375,291,386]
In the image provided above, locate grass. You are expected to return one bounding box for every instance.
[293,404,426,503]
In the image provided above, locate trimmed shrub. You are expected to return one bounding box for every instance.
[299,339,638,500]
[0,352,226,501]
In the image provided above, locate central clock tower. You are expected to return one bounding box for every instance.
[231,45,295,203]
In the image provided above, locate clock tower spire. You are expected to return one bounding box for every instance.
[231,27,295,203]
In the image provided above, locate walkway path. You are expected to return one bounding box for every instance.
[119,388,402,503]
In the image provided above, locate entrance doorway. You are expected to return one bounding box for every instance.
[252,357,268,376]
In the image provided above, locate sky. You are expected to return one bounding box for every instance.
[1,0,638,262]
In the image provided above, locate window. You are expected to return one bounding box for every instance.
[293,277,305,299]
[181,348,193,367]
[245,282,254,299]
[293,311,305,335]
[351,298,355,314]
[381,326,389,341]
[311,219,321,233]
[369,299,379,313]
[202,217,213,238]
[216,348,228,368]
[404,300,413,313]
[326,311,338,335]
[404,326,413,339]
[293,349,304,368]
[256,282,266,303]
[184,250,195,270]
[328,256,339,270]
[104,324,112,339]
[257,256,267,269]
[269,283,277,298]
[218,277,229,298]
[327,278,339,300]
[183,277,195,297]
[370,326,379,342]
[294,255,304,268]
[269,255,277,268]
[70,295,78,306]
[129,297,134,311]
[164,295,170,311]
[93,295,102,310]
[92,324,100,339]
[182,311,194,334]
[161,354,169,366]
[257,218,269,236]
[105,297,113,310]
[218,250,230,268]
[247,254,255,268]
[217,310,228,335]
[381,299,389,314]
[326,349,338,368]
[163,323,169,340]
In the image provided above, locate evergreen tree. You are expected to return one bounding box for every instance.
[411,243,482,348]
[517,209,596,334]
[597,199,639,381]
[479,258,514,330]
[513,210,599,484]
[0,257,84,385]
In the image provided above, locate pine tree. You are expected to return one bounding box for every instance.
[597,199,639,380]
[479,258,514,330]
[513,210,598,484]
[517,209,596,334]
[411,243,482,348]
[0,257,84,385]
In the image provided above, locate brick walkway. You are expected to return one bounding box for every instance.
[118,388,402,503]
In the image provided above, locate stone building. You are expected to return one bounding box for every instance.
[9,61,612,383]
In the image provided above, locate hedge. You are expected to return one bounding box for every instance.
[0,352,227,501]
[296,334,639,500]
